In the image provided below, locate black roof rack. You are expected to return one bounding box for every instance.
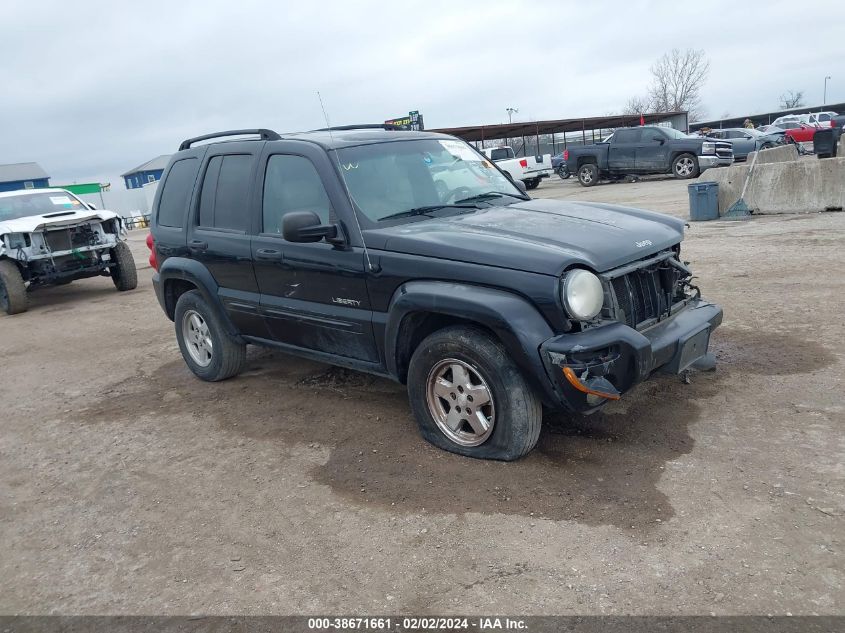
[313,124,403,132]
[178,128,281,151]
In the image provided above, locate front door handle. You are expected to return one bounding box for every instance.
[189,239,208,250]
[256,248,282,260]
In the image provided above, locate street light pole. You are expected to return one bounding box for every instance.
[506,107,518,124]
[823,76,831,108]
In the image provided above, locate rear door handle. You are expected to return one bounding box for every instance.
[189,239,208,250]
[256,248,282,260]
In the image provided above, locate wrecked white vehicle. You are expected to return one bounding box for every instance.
[0,189,137,315]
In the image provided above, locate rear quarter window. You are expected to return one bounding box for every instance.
[157,158,199,228]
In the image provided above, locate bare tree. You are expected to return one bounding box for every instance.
[779,90,804,109]
[647,48,710,121]
[623,95,650,115]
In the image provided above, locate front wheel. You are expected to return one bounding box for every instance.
[407,326,542,461]
[577,163,599,187]
[672,153,699,179]
[0,260,28,315]
[557,165,570,179]
[110,242,138,291]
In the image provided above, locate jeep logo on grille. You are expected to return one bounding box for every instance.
[635,240,653,248]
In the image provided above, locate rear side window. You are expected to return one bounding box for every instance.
[614,129,642,143]
[262,155,332,234]
[157,158,199,228]
[197,154,252,232]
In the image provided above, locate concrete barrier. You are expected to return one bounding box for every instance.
[746,144,798,165]
[695,156,845,215]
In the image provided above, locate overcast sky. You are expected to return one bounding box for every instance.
[1,0,843,185]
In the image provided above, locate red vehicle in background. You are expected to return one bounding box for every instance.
[779,121,818,143]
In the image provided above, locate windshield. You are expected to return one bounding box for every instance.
[335,139,524,222]
[0,191,88,222]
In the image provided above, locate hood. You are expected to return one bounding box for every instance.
[363,199,685,276]
[0,209,120,234]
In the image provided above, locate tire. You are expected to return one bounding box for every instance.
[577,163,599,187]
[524,178,539,190]
[0,259,28,315]
[557,165,570,179]
[760,142,774,151]
[110,241,138,291]
[407,325,542,461]
[672,153,699,179]
[174,290,246,382]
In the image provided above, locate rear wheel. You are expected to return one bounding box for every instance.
[407,326,542,461]
[672,153,699,179]
[577,163,599,187]
[557,165,570,179]
[524,178,540,190]
[110,242,138,291]
[0,260,27,315]
[174,290,246,381]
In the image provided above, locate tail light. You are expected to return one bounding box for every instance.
[519,158,528,168]
[563,150,569,160]
[145,232,158,271]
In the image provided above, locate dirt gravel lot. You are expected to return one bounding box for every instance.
[1,176,843,615]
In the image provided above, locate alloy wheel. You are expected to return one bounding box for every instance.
[676,157,695,177]
[182,310,213,367]
[426,358,495,447]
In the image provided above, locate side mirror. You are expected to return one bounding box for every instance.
[282,211,339,243]
[514,180,528,194]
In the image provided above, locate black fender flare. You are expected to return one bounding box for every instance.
[384,280,558,402]
[156,257,239,337]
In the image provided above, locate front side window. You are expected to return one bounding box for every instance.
[336,139,522,223]
[642,128,666,143]
[262,155,332,234]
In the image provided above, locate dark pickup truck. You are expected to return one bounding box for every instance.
[565,126,734,187]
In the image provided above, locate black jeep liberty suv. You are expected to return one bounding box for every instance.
[150,127,722,461]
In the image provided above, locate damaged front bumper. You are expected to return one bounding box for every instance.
[540,298,723,413]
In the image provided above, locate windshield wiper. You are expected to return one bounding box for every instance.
[378,204,478,222]
[455,191,529,204]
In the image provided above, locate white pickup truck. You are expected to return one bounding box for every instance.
[481,146,553,190]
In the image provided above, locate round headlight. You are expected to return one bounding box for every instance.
[563,269,604,321]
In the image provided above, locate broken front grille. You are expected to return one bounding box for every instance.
[605,255,690,330]
[44,225,100,253]
[45,229,73,252]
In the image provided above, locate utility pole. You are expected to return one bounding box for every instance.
[506,107,518,124]
[823,76,831,108]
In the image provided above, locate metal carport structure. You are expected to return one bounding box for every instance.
[431,111,688,156]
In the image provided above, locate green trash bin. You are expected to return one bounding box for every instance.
[688,182,719,221]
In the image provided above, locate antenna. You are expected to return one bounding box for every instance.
[317,91,376,273]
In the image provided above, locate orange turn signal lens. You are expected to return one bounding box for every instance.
[562,366,621,401]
